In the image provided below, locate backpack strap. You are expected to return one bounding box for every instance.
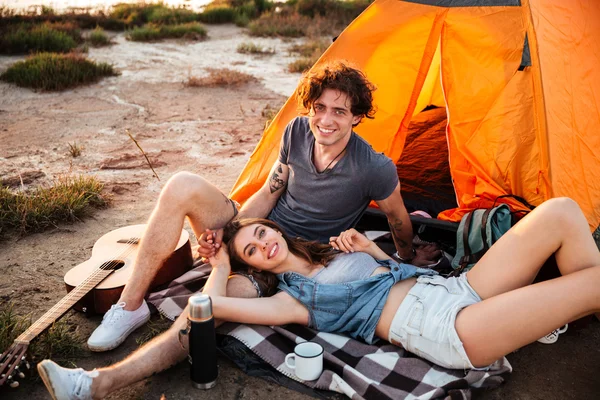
[458,211,475,269]
[480,208,492,252]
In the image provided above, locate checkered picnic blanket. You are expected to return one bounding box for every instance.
[147,263,512,400]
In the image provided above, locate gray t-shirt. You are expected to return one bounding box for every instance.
[268,117,398,242]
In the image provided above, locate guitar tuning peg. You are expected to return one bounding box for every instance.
[25,362,31,370]
[17,371,25,379]
[8,378,19,388]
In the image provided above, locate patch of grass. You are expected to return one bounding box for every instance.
[187,68,256,87]
[0,304,85,366]
[262,103,278,120]
[289,38,329,57]
[287,38,329,72]
[0,25,79,54]
[0,175,108,236]
[68,142,83,157]
[296,0,370,19]
[288,57,314,73]
[87,26,111,47]
[234,12,251,27]
[198,6,236,24]
[247,12,311,37]
[135,314,172,346]
[147,6,198,25]
[0,52,118,91]
[248,0,370,38]
[126,22,207,42]
[237,41,275,55]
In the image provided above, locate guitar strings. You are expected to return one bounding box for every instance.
[22,237,139,341]
[22,234,146,341]
[21,237,138,341]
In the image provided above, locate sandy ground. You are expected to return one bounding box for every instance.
[1,24,599,400]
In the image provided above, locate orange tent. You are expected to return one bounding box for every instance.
[230,0,600,230]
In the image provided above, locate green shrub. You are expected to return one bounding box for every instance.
[234,13,251,27]
[0,175,108,236]
[109,3,162,25]
[0,25,78,54]
[110,3,200,26]
[198,7,236,24]
[147,6,198,24]
[296,0,370,19]
[126,22,207,41]
[0,52,118,91]
[88,26,111,47]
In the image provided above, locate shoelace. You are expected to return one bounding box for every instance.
[69,368,93,399]
[102,301,127,325]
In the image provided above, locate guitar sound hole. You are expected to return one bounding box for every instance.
[100,260,125,271]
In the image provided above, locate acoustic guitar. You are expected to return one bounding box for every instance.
[0,224,193,388]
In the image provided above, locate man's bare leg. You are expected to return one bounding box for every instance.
[88,172,237,352]
[120,172,237,310]
[40,277,258,400]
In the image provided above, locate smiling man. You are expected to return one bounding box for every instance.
[83,60,439,357]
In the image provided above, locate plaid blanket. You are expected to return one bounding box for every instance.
[148,263,512,400]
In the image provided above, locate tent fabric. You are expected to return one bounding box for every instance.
[229,0,600,230]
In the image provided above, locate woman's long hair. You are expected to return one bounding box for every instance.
[222,218,339,297]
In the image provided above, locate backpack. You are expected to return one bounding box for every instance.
[451,204,512,275]
[450,196,536,275]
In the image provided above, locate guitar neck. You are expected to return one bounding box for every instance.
[15,268,113,343]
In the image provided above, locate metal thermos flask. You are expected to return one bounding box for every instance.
[188,294,218,389]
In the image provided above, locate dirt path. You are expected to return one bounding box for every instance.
[1,24,599,400]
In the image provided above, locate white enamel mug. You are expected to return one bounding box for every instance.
[284,342,324,381]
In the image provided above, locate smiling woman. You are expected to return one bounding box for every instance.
[221,218,339,295]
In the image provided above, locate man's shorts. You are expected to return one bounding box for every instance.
[388,274,486,370]
[228,198,240,218]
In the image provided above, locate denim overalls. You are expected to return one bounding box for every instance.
[276,259,436,344]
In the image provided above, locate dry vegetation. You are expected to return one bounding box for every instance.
[287,38,330,72]
[186,67,257,87]
[237,41,276,55]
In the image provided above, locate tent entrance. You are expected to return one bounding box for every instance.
[356,42,459,251]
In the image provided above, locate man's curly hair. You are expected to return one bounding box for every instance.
[297,60,376,124]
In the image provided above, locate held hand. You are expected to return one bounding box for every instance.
[208,246,230,269]
[196,228,224,258]
[410,243,442,267]
[329,228,372,253]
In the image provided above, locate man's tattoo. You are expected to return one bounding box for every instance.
[389,219,409,248]
[269,164,286,193]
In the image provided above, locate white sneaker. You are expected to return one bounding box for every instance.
[537,324,568,345]
[87,300,150,352]
[37,359,97,400]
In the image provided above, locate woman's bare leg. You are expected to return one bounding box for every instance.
[466,197,600,300]
[456,266,600,367]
